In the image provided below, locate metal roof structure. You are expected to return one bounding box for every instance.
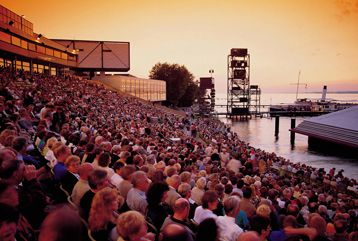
[291,106,358,148]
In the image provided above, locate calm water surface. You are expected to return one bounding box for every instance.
[215,93,358,179]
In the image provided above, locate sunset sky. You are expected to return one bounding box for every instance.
[3,0,358,93]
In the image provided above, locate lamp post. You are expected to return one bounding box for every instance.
[209,69,214,78]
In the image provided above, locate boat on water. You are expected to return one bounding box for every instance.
[269,86,357,116]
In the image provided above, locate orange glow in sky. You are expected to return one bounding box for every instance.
[3,0,358,92]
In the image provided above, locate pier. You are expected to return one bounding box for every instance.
[212,104,333,117]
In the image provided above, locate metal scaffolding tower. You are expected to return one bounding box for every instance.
[227,48,250,117]
[198,76,215,116]
[250,85,261,116]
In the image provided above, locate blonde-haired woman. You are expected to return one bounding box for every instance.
[89,187,124,241]
[43,137,60,167]
[115,211,155,241]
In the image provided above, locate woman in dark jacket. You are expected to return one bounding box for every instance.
[146,182,173,231]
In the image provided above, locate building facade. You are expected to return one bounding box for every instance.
[0,4,166,102]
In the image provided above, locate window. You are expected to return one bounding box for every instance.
[54,50,61,58]
[11,36,21,47]
[23,62,30,71]
[16,60,22,70]
[61,52,68,60]
[28,42,36,51]
[50,67,56,76]
[38,64,44,73]
[37,45,45,54]
[46,48,54,56]
[33,63,38,73]
[0,31,10,43]
[5,60,12,67]
[20,39,27,49]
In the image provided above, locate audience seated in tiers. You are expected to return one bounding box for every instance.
[0,67,357,241]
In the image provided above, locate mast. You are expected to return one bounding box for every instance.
[296,70,301,101]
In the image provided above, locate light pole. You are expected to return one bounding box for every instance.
[209,69,214,78]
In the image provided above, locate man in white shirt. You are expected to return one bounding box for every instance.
[126,171,150,215]
[193,190,218,224]
[110,161,124,188]
[216,196,243,241]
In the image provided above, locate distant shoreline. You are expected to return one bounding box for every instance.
[260,91,358,94]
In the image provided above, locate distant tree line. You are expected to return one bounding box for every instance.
[149,62,202,107]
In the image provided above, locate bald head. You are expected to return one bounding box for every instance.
[39,206,83,241]
[173,198,189,212]
[237,231,260,241]
[161,223,192,241]
[78,163,93,180]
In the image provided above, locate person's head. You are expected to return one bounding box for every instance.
[89,187,123,231]
[120,151,131,161]
[98,152,111,168]
[334,219,348,234]
[0,129,16,146]
[348,231,358,241]
[196,218,218,241]
[308,215,326,237]
[121,165,136,181]
[0,181,19,207]
[160,223,193,241]
[116,211,147,241]
[0,148,17,165]
[282,215,299,228]
[237,232,260,241]
[131,171,150,192]
[317,205,328,216]
[12,136,28,153]
[39,205,83,241]
[237,231,260,241]
[223,196,241,218]
[64,155,80,174]
[256,204,271,218]
[88,169,109,191]
[45,137,58,150]
[178,183,191,199]
[180,171,192,184]
[0,158,24,185]
[250,215,271,239]
[0,203,20,241]
[243,186,252,199]
[287,204,299,217]
[99,141,112,152]
[166,174,181,190]
[172,198,190,220]
[214,183,224,199]
[196,177,206,190]
[77,163,93,181]
[201,190,219,210]
[283,188,292,200]
[53,144,71,163]
[112,161,124,174]
[133,155,144,167]
[146,182,169,206]
[94,135,104,146]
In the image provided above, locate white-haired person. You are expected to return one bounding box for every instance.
[191,177,206,206]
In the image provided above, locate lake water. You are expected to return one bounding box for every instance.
[215,92,358,179]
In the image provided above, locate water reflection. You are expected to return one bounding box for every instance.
[221,116,358,179]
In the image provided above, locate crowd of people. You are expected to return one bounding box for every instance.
[0,67,357,241]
